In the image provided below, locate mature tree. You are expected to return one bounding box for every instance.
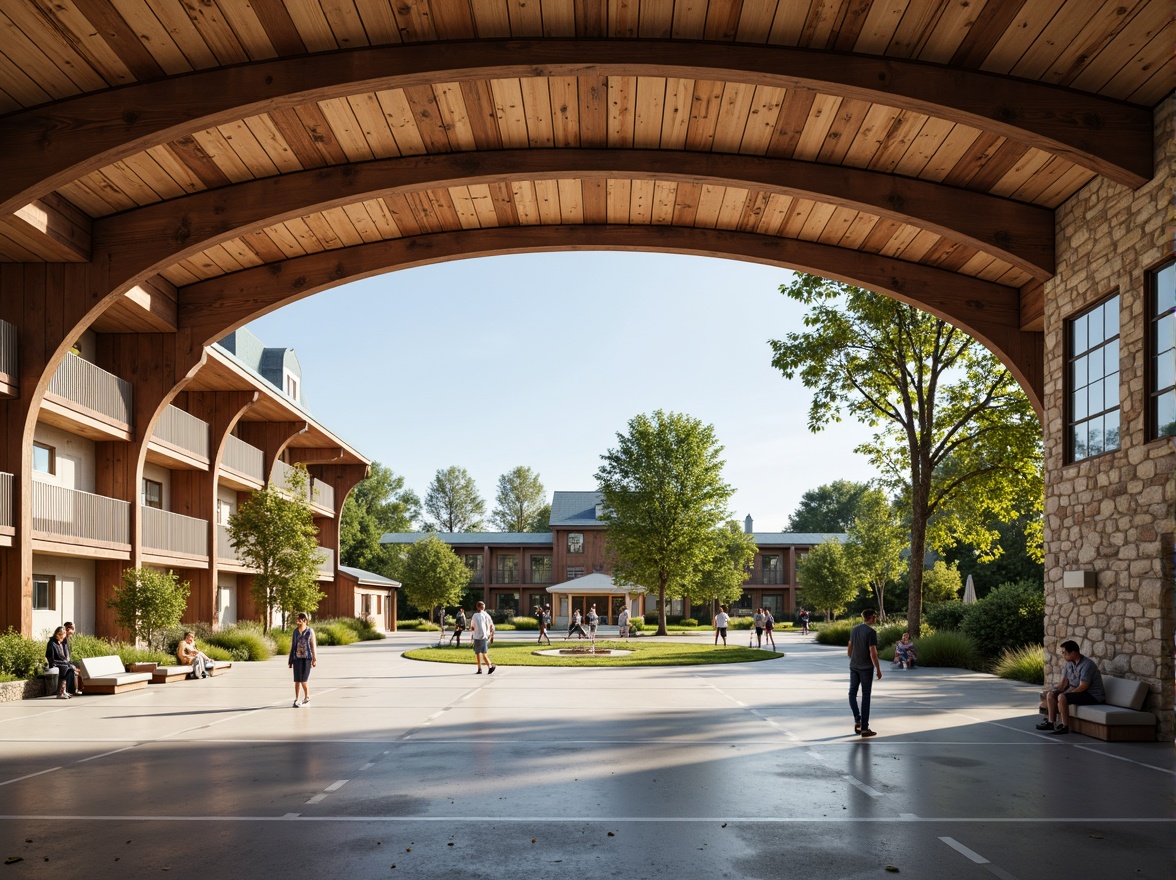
[395,535,471,626]
[795,540,860,620]
[595,410,735,636]
[844,488,907,621]
[108,567,190,650]
[940,514,1044,597]
[340,462,420,574]
[769,275,1041,636]
[423,466,486,532]
[528,504,552,533]
[922,560,963,605]
[490,466,547,532]
[788,480,870,533]
[229,464,326,632]
[686,521,758,619]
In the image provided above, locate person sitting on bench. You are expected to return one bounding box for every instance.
[178,632,213,680]
[1036,640,1105,735]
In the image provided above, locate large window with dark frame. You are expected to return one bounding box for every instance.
[1149,260,1175,440]
[495,554,519,584]
[462,554,484,584]
[142,478,163,509]
[567,532,584,554]
[761,555,781,585]
[529,554,552,584]
[1067,294,1120,462]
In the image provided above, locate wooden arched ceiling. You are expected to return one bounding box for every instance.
[0,0,1171,411]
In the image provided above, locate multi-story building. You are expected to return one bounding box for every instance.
[1,324,390,638]
[382,490,842,624]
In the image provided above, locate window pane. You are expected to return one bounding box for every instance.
[1157,348,1175,391]
[1104,339,1119,375]
[1103,297,1119,339]
[32,444,51,473]
[1072,354,1087,388]
[1156,390,1176,437]
[1156,313,1174,355]
[1156,264,1175,315]
[1071,424,1087,460]
[1087,417,1104,456]
[1103,409,1120,451]
[1072,385,1088,420]
[1087,346,1103,379]
[1087,379,1103,415]
[1071,313,1088,354]
[1104,372,1119,412]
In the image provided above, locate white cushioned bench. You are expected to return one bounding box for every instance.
[1043,675,1157,741]
[78,655,152,695]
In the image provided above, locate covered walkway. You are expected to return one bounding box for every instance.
[0,632,1170,878]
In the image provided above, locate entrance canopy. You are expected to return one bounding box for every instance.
[547,573,646,597]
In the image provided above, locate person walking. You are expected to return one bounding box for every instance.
[586,605,599,640]
[763,608,776,650]
[470,601,496,674]
[753,608,765,648]
[618,606,631,638]
[288,612,317,707]
[449,608,467,647]
[568,608,586,639]
[798,608,810,635]
[713,606,730,646]
[847,609,882,737]
[538,605,552,645]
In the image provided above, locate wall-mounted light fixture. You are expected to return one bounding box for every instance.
[1062,570,1096,589]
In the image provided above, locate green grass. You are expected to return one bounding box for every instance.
[404,640,783,667]
[993,643,1045,684]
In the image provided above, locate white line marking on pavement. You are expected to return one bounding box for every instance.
[0,767,62,787]
[900,813,918,820]
[0,815,1170,825]
[283,813,300,818]
[305,794,327,804]
[76,745,139,763]
[359,763,374,771]
[843,775,883,798]
[939,837,1021,880]
[324,780,349,792]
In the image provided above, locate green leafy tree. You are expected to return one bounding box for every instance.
[490,466,547,532]
[395,535,472,624]
[922,560,963,605]
[595,410,735,636]
[845,488,907,620]
[340,462,420,575]
[423,466,486,532]
[795,539,860,620]
[788,480,870,532]
[229,464,326,632]
[108,567,190,650]
[769,275,1041,637]
[686,521,758,619]
[528,504,551,533]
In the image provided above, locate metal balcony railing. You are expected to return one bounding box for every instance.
[0,319,16,380]
[524,570,553,584]
[0,472,12,527]
[153,405,210,459]
[47,353,132,425]
[222,435,265,483]
[32,481,129,545]
[141,506,208,557]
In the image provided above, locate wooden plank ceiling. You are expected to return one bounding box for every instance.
[0,0,1171,306]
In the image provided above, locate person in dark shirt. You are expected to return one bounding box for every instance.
[847,609,882,737]
[1036,640,1105,735]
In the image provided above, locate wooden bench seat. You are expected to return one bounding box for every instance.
[1041,675,1156,741]
[151,665,192,684]
[78,656,152,695]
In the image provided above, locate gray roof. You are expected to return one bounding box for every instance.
[752,532,848,546]
[339,565,400,587]
[550,491,604,527]
[381,532,554,546]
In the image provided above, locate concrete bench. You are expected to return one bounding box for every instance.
[77,655,152,695]
[1042,675,1157,741]
[151,665,192,684]
[207,661,232,676]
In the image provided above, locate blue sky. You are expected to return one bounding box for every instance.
[247,251,878,531]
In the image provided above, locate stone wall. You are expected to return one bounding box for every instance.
[1043,95,1175,739]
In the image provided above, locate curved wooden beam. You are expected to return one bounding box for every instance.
[100,149,1055,281]
[175,225,1043,415]
[0,40,1152,215]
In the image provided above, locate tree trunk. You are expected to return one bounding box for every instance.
[907,495,930,638]
[656,578,668,636]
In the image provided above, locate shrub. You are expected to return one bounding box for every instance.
[627,619,644,632]
[960,580,1044,658]
[509,616,539,630]
[313,622,358,646]
[204,626,275,661]
[729,617,753,630]
[913,630,982,670]
[925,601,968,632]
[0,628,46,679]
[67,632,120,661]
[400,619,439,631]
[679,618,699,627]
[993,644,1045,685]
[271,630,292,655]
[334,617,384,641]
[813,620,855,646]
[875,621,908,651]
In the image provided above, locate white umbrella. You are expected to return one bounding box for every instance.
[963,574,977,604]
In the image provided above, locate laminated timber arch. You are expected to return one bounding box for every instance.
[0,0,1170,638]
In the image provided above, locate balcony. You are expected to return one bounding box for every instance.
[272,460,336,515]
[148,405,210,469]
[32,481,130,555]
[220,434,265,488]
[0,319,15,398]
[42,353,132,440]
[0,472,12,547]
[141,506,209,561]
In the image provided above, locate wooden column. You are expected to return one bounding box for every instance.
[304,462,368,618]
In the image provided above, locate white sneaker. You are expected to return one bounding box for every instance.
[56,692,70,700]
[293,700,301,708]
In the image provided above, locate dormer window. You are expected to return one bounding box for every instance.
[284,372,299,402]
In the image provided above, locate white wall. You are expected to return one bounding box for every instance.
[32,424,96,492]
[217,574,237,626]
[31,554,96,637]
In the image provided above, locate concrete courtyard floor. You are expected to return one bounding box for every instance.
[0,631,1172,879]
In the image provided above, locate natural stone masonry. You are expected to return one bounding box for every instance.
[1043,95,1175,740]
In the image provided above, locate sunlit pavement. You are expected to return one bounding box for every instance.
[0,631,1172,879]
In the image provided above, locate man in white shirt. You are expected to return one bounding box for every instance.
[713,606,731,645]
[469,601,496,674]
